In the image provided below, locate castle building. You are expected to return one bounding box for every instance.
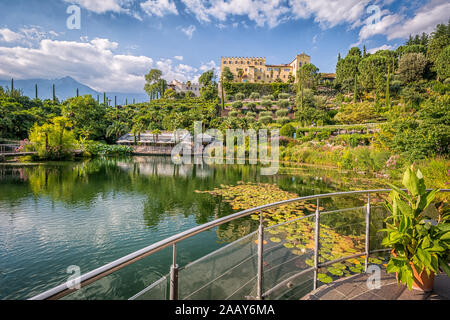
[220,53,311,83]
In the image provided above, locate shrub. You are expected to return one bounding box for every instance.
[246,102,257,112]
[245,115,256,123]
[278,93,290,100]
[231,101,243,110]
[249,92,260,100]
[262,94,274,100]
[226,95,234,102]
[261,100,272,109]
[83,141,133,156]
[278,99,290,108]
[280,123,295,137]
[334,102,379,124]
[276,117,290,125]
[228,111,239,117]
[235,92,245,101]
[260,111,273,118]
[276,109,289,117]
[246,111,257,118]
[259,116,273,124]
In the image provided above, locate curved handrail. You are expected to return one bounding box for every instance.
[29,188,449,300]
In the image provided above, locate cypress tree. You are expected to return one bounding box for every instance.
[35,84,38,99]
[125,98,128,105]
[354,74,358,104]
[97,95,99,103]
[104,92,106,105]
[133,98,135,104]
[53,84,56,103]
[76,88,79,97]
[386,65,391,108]
[114,96,117,107]
[11,78,14,96]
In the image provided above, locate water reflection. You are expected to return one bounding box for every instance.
[0,157,385,299]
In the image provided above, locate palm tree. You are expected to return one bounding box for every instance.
[237,69,244,82]
[151,129,161,143]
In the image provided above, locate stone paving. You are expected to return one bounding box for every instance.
[302,270,450,300]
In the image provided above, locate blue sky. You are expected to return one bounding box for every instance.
[0,0,448,93]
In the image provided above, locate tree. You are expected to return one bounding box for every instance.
[62,95,107,140]
[386,65,391,108]
[435,45,450,81]
[358,55,389,95]
[336,49,361,92]
[29,116,76,160]
[237,69,244,82]
[199,69,216,87]
[144,69,164,100]
[398,53,428,83]
[199,69,218,101]
[427,21,450,74]
[222,67,234,82]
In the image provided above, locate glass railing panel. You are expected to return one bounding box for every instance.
[178,231,259,300]
[129,275,168,300]
[262,214,316,299]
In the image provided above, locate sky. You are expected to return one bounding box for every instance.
[0,0,449,93]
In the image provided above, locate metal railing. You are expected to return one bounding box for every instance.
[29,189,449,300]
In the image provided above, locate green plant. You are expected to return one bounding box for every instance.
[380,166,450,290]
[280,123,295,137]
[235,92,245,101]
[275,109,289,117]
[231,101,243,110]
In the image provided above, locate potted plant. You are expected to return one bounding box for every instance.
[380,166,450,291]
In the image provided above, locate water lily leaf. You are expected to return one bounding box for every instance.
[318,273,333,284]
[270,237,281,243]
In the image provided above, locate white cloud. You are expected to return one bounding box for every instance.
[140,0,178,17]
[0,38,208,92]
[387,1,450,40]
[62,0,130,13]
[357,13,402,43]
[180,0,290,28]
[355,1,450,44]
[174,55,184,61]
[0,28,24,42]
[289,0,371,28]
[0,26,60,46]
[0,38,152,92]
[367,44,394,54]
[181,25,196,39]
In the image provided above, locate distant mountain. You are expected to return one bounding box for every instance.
[0,76,149,105]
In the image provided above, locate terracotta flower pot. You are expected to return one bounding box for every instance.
[391,250,435,292]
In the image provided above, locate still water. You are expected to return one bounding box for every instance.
[0,156,376,300]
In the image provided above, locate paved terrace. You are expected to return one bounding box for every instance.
[302,270,449,300]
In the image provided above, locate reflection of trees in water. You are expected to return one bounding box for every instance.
[0,157,388,242]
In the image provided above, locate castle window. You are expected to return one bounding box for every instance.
[267,68,272,71]
[223,61,227,64]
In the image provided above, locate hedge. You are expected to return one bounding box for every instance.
[223,82,292,97]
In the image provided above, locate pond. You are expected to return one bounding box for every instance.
[0,156,385,300]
